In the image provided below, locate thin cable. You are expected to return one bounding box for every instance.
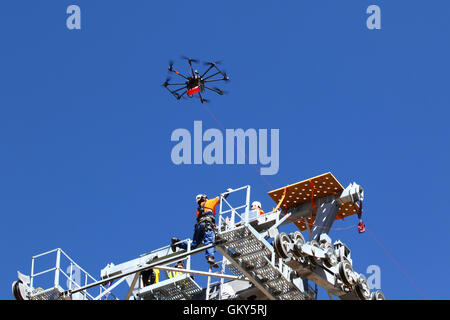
[202,104,355,232]
[201,104,274,189]
[366,227,429,300]
[201,101,429,300]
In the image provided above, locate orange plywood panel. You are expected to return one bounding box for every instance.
[267,172,358,231]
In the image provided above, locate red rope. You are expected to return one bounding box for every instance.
[308,180,318,220]
[201,105,356,233]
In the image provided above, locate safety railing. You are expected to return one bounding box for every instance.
[217,185,251,232]
[140,238,193,271]
[29,248,117,300]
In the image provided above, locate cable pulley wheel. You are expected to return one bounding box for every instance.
[273,234,282,258]
[371,290,385,300]
[323,248,338,268]
[320,241,333,251]
[355,274,371,300]
[310,240,320,249]
[273,232,292,259]
[307,240,321,265]
[12,281,27,301]
[338,260,356,287]
[290,231,305,258]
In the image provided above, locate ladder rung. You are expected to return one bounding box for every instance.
[222,234,254,246]
[234,249,268,261]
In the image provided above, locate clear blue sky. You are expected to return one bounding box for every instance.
[0,0,448,300]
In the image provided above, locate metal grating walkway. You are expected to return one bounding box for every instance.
[137,274,202,300]
[216,225,308,300]
[31,287,65,300]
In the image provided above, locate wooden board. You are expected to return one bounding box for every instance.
[267,172,358,231]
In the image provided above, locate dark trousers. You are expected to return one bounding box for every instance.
[179,221,215,258]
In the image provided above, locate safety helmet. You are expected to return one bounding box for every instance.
[196,194,207,203]
[251,201,262,208]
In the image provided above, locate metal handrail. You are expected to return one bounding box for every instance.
[218,185,251,230]
[69,243,216,295]
[31,267,57,278]
[58,268,96,300]
[29,248,118,300]
[59,249,99,284]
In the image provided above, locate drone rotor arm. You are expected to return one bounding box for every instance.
[202,71,223,81]
[169,68,189,80]
[176,90,188,100]
[200,64,216,78]
[198,92,207,104]
[188,60,195,77]
[213,64,226,76]
[164,85,187,99]
[165,82,186,86]
[181,56,198,77]
[171,86,187,94]
[203,78,227,83]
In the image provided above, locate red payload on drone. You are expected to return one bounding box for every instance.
[187,86,201,96]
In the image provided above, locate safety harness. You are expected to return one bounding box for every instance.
[196,201,215,228]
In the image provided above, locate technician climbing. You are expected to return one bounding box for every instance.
[171,188,232,267]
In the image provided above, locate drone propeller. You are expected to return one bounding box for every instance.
[222,71,229,81]
[176,92,188,100]
[203,60,222,66]
[213,87,227,95]
[181,56,199,63]
[168,60,174,71]
[162,77,171,87]
[205,86,227,96]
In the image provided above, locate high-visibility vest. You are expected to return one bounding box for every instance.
[196,198,219,219]
[154,269,160,283]
[168,270,183,279]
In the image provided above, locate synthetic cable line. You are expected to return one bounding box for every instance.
[365,227,429,300]
[200,103,428,299]
[201,104,275,190]
[308,179,318,220]
[202,104,357,230]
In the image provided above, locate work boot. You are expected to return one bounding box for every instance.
[171,237,181,252]
[207,256,219,269]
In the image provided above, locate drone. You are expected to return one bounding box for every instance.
[162,57,229,103]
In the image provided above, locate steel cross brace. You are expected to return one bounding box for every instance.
[66,243,215,296]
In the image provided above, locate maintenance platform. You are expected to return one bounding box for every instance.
[12,172,385,301]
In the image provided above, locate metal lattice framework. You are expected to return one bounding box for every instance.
[12,175,385,301]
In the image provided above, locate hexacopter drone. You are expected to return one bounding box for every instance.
[162,57,229,103]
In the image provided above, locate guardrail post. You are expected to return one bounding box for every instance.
[187,240,191,270]
[218,195,223,230]
[245,185,251,225]
[30,257,35,290]
[55,249,61,288]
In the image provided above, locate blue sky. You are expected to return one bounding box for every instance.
[0,0,449,300]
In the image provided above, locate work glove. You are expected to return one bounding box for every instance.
[222,188,232,199]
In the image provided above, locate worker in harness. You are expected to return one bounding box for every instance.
[171,188,233,268]
[251,201,265,216]
[167,261,184,279]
